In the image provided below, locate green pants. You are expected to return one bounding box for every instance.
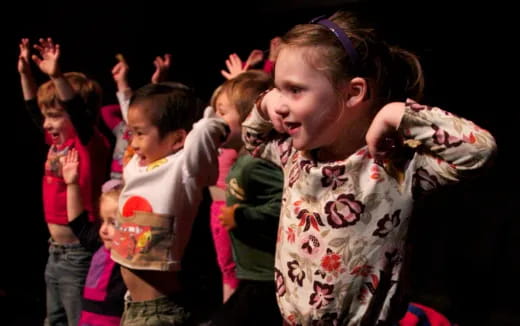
[121,294,190,326]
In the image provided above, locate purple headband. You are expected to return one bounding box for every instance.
[102,179,123,193]
[310,15,358,65]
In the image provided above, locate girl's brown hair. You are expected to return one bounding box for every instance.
[281,11,424,104]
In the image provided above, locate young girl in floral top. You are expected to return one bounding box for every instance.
[243,11,496,326]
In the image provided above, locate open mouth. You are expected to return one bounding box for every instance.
[284,122,301,135]
[137,155,148,166]
[50,133,61,143]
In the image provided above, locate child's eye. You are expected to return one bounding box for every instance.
[289,86,302,94]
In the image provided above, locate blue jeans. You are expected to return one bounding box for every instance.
[44,241,92,326]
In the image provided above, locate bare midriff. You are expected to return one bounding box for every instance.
[48,223,80,244]
[121,267,181,301]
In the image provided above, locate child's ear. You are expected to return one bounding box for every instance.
[344,77,368,108]
[170,129,187,152]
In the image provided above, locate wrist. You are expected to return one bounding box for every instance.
[230,204,240,228]
[19,70,31,77]
[50,72,64,80]
[117,82,130,92]
[381,102,406,130]
[66,181,79,187]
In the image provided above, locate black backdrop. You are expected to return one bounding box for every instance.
[2,1,517,325]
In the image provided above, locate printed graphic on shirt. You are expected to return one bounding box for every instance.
[112,223,153,259]
[112,194,175,270]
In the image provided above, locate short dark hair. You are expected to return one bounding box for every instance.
[129,82,205,139]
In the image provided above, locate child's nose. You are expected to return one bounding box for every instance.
[130,137,139,150]
[274,104,289,117]
[43,119,51,129]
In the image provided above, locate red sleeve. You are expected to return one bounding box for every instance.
[100,104,123,131]
[263,60,275,74]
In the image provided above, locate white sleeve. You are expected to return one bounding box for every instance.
[116,89,132,123]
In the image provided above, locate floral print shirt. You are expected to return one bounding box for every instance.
[242,100,496,325]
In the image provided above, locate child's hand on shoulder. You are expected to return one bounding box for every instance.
[261,88,285,133]
[365,102,405,163]
[60,149,79,185]
[218,204,239,231]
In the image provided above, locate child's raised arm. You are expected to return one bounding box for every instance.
[368,100,497,188]
[112,55,131,122]
[18,38,38,100]
[32,38,74,101]
[61,149,83,221]
[244,49,264,69]
[151,53,172,84]
[220,53,247,80]
[61,148,103,251]
[33,38,96,145]
[18,38,44,130]
[263,36,282,74]
[112,54,130,94]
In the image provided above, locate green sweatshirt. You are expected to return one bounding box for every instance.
[226,153,283,281]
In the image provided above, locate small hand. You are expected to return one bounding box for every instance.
[60,148,79,185]
[32,37,61,78]
[261,88,286,133]
[218,204,239,231]
[18,38,31,74]
[245,49,264,68]
[112,59,130,91]
[365,102,405,163]
[268,36,282,61]
[151,53,172,84]
[220,53,246,80]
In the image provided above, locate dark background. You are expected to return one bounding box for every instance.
[2,0,517,325]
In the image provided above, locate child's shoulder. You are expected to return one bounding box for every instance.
[237,155,282,183]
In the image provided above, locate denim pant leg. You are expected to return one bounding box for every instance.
[45,256,67,326]
[45,242,91,326]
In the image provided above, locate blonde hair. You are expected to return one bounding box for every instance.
[100,180,123,205]
[210,84,224,111]
[281,11,424,104]
[216,70,273,122]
